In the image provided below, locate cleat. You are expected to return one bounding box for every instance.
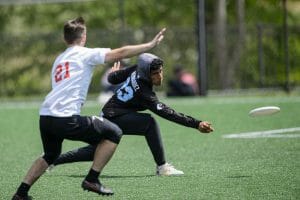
[156,163,184,176]
[81,180,114,196]
[46,164,55,172]
[12,194,32,200]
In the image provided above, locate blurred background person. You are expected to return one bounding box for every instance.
[167,64,199,97]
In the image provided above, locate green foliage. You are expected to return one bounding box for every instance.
[0,0,299,96]
[124,0,196,28]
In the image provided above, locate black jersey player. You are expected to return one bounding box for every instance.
[49,53,214,176]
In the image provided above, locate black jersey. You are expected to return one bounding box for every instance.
[102,54,201,129]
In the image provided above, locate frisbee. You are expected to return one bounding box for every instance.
[249,106,280,117]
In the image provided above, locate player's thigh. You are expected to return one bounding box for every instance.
[63,115,121,144]
[39,116,63,163]
[109,112,153,135]
[60,115,100,143]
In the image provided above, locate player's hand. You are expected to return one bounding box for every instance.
[198,121,214,134]
[110,61,121,73]
[149,28,166,47]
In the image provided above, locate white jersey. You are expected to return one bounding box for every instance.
[39,46,111,117]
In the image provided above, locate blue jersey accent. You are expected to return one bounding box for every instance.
[117,78,134,102]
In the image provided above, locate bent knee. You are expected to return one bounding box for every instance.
[104,123,122,144]
[42,152,60,165]
[148,115,158,126]
[92,116,123,144]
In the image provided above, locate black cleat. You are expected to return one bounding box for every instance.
[12,194,32,200]
[81,180,114,196]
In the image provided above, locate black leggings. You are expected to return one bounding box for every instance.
[54,112,166,166]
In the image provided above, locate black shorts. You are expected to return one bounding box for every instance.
[39,115,121,164]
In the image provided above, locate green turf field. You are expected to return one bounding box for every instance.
[1,95,299,200]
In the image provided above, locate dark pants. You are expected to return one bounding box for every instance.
[54,112,166,166]
[40,115,122,165]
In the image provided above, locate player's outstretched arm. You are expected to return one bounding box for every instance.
[198,121,214,133]
[104,28,166,63]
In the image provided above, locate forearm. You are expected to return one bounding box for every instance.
[155,109,201,129]
[105,43,153,63]
[147,103,201,129]
[140,92,201,129]
[105,28,165,63]
[119,43,155,58]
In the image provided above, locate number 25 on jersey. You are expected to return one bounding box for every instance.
[55,62,70,83]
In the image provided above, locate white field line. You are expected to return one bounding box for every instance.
[223,127,300,139]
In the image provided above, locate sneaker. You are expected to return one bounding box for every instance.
[81,180,114,196]
[46,164,55,172]
[156,163,184,176]
[12,194,32,200]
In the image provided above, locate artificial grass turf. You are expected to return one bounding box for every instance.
[1,95,299,199]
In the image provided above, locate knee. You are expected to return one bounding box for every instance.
[105,123,122,144]
[148,115,158,128]
[92,116,123,144]
[42,152,60,165]
[143,114,159,133]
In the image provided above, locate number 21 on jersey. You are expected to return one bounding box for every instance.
[55,62,70,83]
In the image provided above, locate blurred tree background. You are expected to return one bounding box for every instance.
[0,0,299,97]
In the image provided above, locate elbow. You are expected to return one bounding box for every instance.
[116,47,129,59]
[105,48,126,63]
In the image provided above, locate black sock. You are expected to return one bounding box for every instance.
[16,182,31,197]
[85,169,100,183]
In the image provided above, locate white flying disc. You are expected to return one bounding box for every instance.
[249,106,280,117]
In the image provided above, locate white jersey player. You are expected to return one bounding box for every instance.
[12,16,166,200]
[39,46,111,117]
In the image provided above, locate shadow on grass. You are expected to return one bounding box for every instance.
[48,174,155,179]
[226,175,252,179]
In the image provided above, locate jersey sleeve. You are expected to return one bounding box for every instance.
[83,48,111,66]
[108,65,137,85]
[138,85,201,129]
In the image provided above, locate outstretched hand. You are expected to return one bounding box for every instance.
[110,61,121,73]
[149,28,166,48]
[198,121,214,134]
